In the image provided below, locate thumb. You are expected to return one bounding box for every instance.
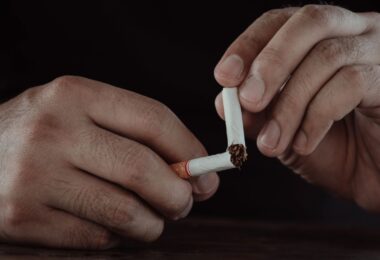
[214,8,297,87]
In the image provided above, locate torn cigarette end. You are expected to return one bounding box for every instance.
[170,87,247,179]
[170,161,191,179]
[170,145,247,179]
[228,144,248,168]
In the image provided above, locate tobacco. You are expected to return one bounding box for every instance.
[228,144,248,168]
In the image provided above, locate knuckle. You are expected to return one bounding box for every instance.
[262,8,284,19]
[314,39,345,64]
[106,199,136,229]
[340,65,369,88]
[237,33,263,53]
[257,8,288,27]
[65,224,114,250]
[42,75,83,103]
[73,187,136,231]
[306,99,330,124]
[255,47,284,75]
[298,5,334,27]
[295,74,317,99]
[50,75,77,95]
[121,144,156,187]
[273,91,302,120]
[77,129,114,168]
[260,7,298,24]
[69,186,93,217]
[14,90,67,149]
[77,129,153,188]
[141,100,175,141]
[315,38,361,65]
[52,75,82,89]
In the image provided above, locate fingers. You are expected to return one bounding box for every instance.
[215,92,267,139]
[66,127,193,220]
[214,8,298,87]
[80,77,204,162]
[46,167,165,242]
[1,203,118,249]
[43,210,119,249]
[293,65,380,155]
[53,76,219,198]
[188,174,220,201]
[257,34,379,156]
[239,5,371,112]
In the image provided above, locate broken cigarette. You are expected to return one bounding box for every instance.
[171,87,247,179]
[223,87,246,148]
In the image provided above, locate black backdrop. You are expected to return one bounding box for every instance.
[1,0,380,224]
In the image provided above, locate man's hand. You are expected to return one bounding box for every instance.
[214,5,380,211]
[0,76,219,249]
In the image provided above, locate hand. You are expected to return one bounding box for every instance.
[214,5,380,211]
[0,76,219,249]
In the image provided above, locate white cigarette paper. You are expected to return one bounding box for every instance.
[187,152,234,177]
[171,87,246,178]
[222,87,246,147]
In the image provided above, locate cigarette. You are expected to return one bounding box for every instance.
[171,87,247,179]
[223,87,246,147]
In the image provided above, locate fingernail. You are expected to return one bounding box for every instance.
[293,130,307,150]
[259,120,280,149]
[239,75,265,104]
[216,54,244,80]
[193,173,218,195]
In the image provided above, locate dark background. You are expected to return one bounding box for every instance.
[1,0,380,224]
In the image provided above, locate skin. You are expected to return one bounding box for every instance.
[0,76,219,249]
[2,3,379,250]
[214,5,380,211]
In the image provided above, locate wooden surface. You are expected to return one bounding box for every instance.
[1,217,380,259]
